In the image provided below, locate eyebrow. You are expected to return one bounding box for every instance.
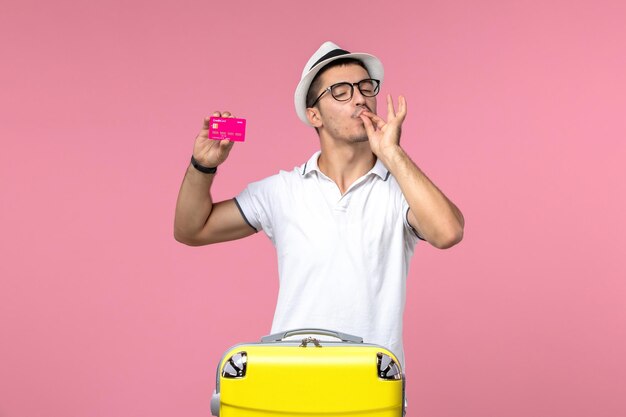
[328,78,372,85]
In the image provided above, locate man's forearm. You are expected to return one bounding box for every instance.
[174,164,216,242]
[380,146,464,249]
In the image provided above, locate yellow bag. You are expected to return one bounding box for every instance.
[211,328,405,416]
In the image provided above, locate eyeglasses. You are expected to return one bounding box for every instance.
[309,78,380,107]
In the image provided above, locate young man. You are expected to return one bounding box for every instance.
[174,41,464,369]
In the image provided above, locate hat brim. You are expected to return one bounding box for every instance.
[294,52,384,126]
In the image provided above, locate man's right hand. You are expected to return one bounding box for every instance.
[175,110,256,246]
[193,111,236,168]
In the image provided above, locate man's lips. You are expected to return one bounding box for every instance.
[351,106,373,118]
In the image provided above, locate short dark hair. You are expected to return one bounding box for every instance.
[305,58,369,108]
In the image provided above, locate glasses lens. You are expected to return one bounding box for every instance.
[358,79,379,97]
[330,83,353,101]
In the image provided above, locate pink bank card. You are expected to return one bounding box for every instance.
[208,117,246,142]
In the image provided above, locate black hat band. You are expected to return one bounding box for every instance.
[309,48,351,70]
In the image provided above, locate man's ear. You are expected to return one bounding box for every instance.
[306,107,323,128]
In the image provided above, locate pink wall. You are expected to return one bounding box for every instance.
[1,0,625,416]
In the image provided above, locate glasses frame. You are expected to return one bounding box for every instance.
[308,78,381,108]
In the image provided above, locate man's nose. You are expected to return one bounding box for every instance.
[351,85,367,104]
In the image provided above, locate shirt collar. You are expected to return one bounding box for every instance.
[300,151,390,181]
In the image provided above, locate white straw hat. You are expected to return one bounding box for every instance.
[294,41,384,126]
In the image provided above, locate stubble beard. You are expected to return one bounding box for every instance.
[321,112,371,144]
[347,123,369,143]
[348,134,369,143]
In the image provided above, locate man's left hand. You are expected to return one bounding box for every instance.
[360,94,407,160]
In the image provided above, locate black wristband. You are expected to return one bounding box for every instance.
[190,155,217,174]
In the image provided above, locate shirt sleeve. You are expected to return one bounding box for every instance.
[402,197,426,243]
[389,175,423,245]
[234,175,279,242]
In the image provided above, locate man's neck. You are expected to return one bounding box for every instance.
[317,141,376,195]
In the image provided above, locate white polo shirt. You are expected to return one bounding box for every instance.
[235,151,421,368]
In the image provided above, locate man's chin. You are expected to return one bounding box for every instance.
[349,124,369,143]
